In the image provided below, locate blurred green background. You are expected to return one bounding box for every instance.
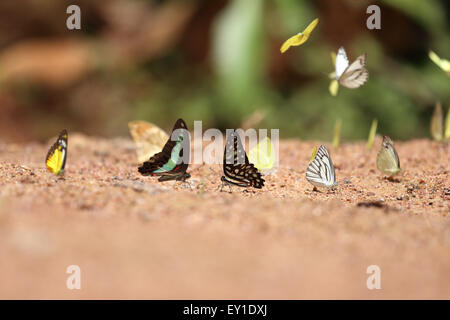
[0,0,448,142]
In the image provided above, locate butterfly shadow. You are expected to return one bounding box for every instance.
[54,175,66,182]
[383,176,401,183]
[158,173,193,190]
[217,179,256,194]
[218,180,233,193]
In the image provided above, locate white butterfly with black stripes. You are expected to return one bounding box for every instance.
[306,145,338,189]
[335,46,368,89]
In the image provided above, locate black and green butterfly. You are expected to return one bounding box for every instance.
[138,119,190,182]
[221,130,264,189]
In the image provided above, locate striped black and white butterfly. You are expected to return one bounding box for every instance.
[138,118,190,182]
[305,145,337,189]
[221,130,264,190]
[335,46,368,89]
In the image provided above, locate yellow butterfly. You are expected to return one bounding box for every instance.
[248,137,275,173]
[376,135,401,176]
[46,129,68,175]
[280,18,319,53]
[128,120,169,163]
[429,50,450,75]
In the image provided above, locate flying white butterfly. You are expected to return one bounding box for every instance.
[305,145,338,189]
[335,46,369,89]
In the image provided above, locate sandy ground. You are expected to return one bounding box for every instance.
[0,133,449,299]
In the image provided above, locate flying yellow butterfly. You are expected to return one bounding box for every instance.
[46,129,68,175]
[429,50,450,76]
[128,120,169,163]
[280,18,319,53]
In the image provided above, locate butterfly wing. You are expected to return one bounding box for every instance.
[303,18,319,37]
[280,34,304,53]
[46,129,68,175]
[222,131,264,188]
[376,145,401,176]
[306,145,336,188]
[339,53,368,88]
[128,121,169,163]
[248,137,275,172]
[329,79,339,96]
[280,18,318,53]
[335,47,350,79]
[138,119,190,178]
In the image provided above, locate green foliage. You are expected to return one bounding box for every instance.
[128,0,449,140]
[7,0,447,141]
[212,0,265,118]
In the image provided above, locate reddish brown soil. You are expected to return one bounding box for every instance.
[0,134,449,299]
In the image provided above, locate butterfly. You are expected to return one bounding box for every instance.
[305,145,337,189]
[248,136,275,173]
[430,102,444,141]
[429,50,450,76]
[376,135,401,176]
[46,129,68,175]
[221,130,264,189]
[331,46,368,93]
[280,18,319,53]
[128,120,169,163]
[138,119,190,182]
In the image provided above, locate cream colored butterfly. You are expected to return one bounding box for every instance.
[128,120,169,163]
[280,18,319,54]
[376,135,401,176]
[330,46,369,95]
